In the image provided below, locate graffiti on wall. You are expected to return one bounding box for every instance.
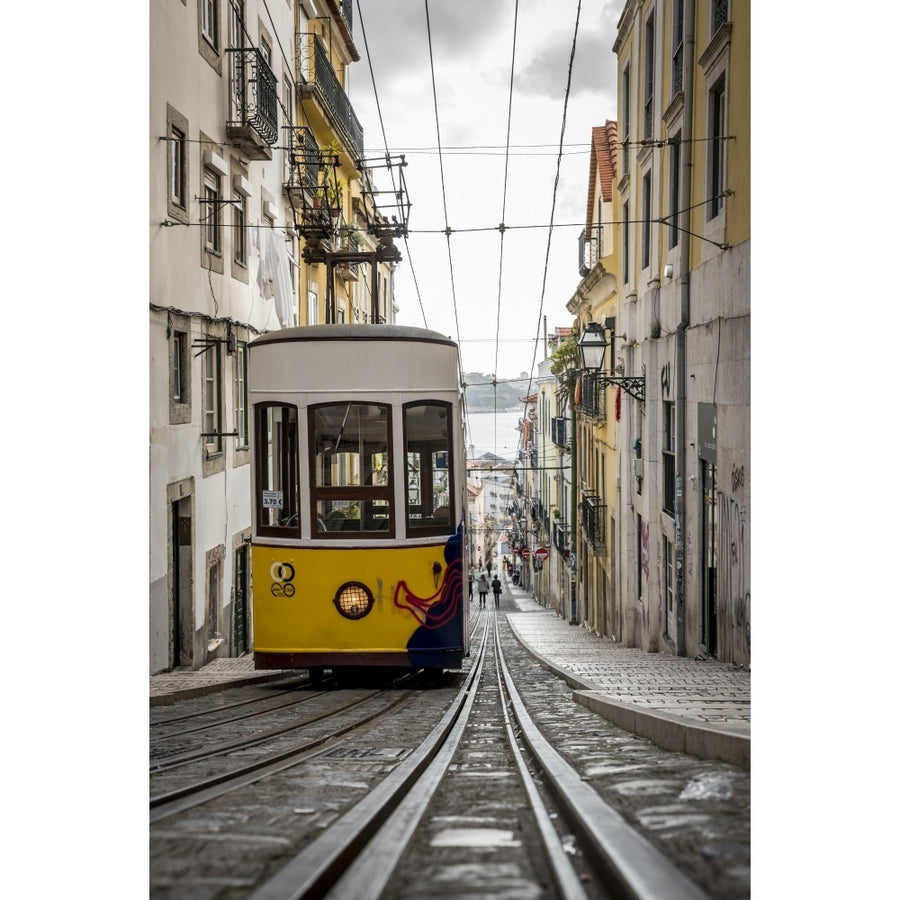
[718,492,750,663]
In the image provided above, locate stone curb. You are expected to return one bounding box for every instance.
[505,615,750,771]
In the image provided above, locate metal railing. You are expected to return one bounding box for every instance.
[283,126,321,194]
[296,33,364,157]
[581,495,607,552]
[551,416,570,450]
[578,372,607,422]
[226,48,278,148]
[578,224,602,276]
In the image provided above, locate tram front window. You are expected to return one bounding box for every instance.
[405,402,454,534]
[311,402,392,536]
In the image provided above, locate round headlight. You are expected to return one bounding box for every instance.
[333,582,374,619]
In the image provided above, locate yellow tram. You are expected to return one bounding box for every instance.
[248,324,469,682]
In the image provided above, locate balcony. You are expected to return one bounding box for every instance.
[226,48,278,159]
[578,224,602,277]
[550,415,570,450]
[283,126,322,201]
[553,521,570,555]
[578,372,607,422]
[296,33,364,158]
[581,495,607,553]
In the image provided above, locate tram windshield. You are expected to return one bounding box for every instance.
[311,402,392,535]
[405,401,454,534]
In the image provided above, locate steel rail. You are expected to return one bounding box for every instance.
[491,614,591,900]
[495,621,711,900]
[245,624,491,900]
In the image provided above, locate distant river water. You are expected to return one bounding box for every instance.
[464,409,522,460]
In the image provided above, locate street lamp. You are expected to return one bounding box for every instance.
[577,320,645,402]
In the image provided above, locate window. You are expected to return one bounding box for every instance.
[643,15,655,140]
[203,342,223,457]
[201,0,219,50]
[311,403,392,536]
[622,201,630,284]
[166,106,190,223]
[669,136,681,249]
[169,126,186,209]
[255,404,300,535]
[405,402,454,535]
[672,0,684,96]
[621,66,630,175]
[709,77,726,218]
[234,342,249,448]
[307,283,319,325]
[233,192,246,265]
[204,167,222,254]
[662,400,676,514]
[641,171,652,270]
[172,332,187,402]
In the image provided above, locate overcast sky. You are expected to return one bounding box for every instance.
[350,0,623,379]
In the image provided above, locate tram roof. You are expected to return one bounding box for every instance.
[250,324,457,350]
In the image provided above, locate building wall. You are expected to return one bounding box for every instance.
[613,0,750,663]
[149,0,296,673]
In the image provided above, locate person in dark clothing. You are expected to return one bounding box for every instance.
[468,573,474,602]
[491,575,502,608]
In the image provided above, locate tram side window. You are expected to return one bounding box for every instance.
[405,402,454,534]
[255,404,300,535]
[311,402,392,536]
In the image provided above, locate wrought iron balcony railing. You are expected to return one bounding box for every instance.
[553,521,570,554]
[226,48,278,158]
[578,224,602,277]
[296,33,364,158]
[578,372,607,422]
[581,495,607,552]
[283,126,322,198]
[551,415,570,450]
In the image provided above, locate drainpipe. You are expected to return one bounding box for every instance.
[570,391,578,623]
[675,0,696,655]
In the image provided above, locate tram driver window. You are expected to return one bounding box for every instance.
[311,402,392,536]
[404,402,454,534]
[254,404,300,536]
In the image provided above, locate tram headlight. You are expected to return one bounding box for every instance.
[332,582,375,620]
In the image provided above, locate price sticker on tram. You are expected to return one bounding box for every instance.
[262,490,284,509]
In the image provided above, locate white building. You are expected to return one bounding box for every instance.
[149,0,298,673]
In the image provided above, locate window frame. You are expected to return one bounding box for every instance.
[254,402,301,538]
[234,341,249,449]
[662,400,676,515]
[708,76,726,219]
[309,402,394,539]
[203,166,222,255]
[403,400,456,537]
[200,0,219,50]
[641,170,652,270]
[203,341,223,458]
[668,135,681,249]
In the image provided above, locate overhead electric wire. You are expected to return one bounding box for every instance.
[354,0,429,328]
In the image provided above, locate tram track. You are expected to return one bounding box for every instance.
[240,610,711,900]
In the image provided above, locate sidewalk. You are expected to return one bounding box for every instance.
[504,578,750,770]
[150,580,750,769]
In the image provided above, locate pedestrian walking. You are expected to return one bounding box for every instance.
[477,574,489,608]
[468,573,474,602]
[487,559,493,577]
[491,575,502,608]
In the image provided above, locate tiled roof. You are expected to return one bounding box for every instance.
[585,120,618,227]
